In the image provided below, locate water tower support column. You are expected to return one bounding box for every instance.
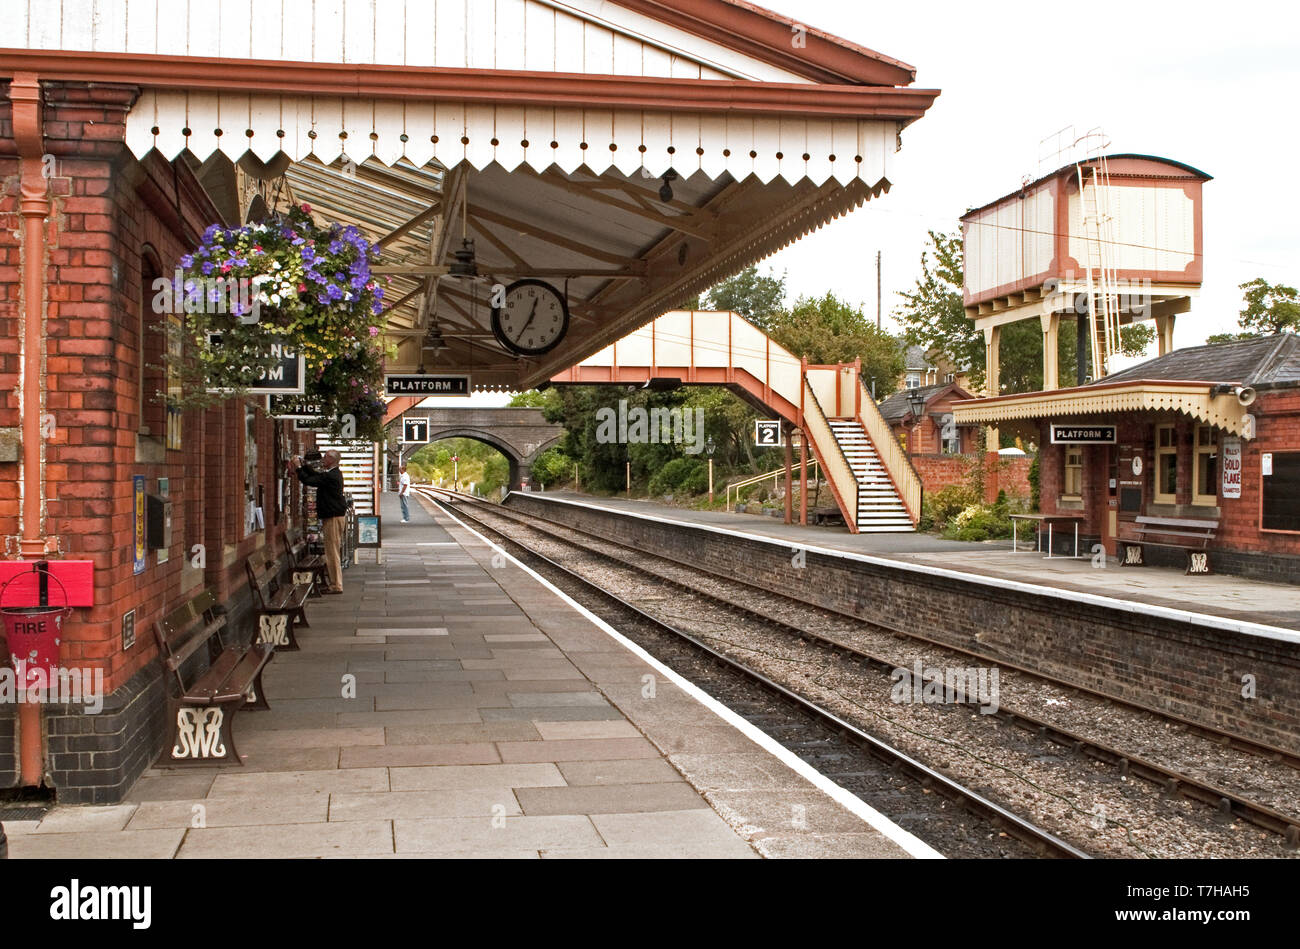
[1155,314,1175,356]
[983,324,1001,449]
[1040,312,1060,390]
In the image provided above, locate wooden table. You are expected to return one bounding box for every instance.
[1009,513,1088,559]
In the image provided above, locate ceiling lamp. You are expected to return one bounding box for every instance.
[448,238,478,278]
[422,321,446,357]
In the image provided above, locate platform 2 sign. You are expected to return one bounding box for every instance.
[755,420,783,447]
[403,418,430,444]
[385,374,471,396]
[1050,424,1116,444]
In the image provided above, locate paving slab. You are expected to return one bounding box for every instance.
[393,815,603,853]
[14,492,916,861]
[177,820,395,859]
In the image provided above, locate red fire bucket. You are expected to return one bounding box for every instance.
[0,568,71,688]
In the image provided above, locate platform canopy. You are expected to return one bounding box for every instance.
[3,0,938,390]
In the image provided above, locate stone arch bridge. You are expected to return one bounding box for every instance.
[387,407,564,490]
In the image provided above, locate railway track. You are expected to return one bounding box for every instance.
[422,488,1089,859]
[429,489,1300,851]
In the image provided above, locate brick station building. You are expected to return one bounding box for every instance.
[0,80,325,800]
[952,334,1300,579]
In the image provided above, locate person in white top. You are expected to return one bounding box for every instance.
[398,465,412,522]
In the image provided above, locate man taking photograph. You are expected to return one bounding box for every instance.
[290,450,348,595]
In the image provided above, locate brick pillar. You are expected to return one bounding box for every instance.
[984,451,1000,505]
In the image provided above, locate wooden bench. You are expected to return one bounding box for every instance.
[153,589,274,768]
[1120,516,1219,574]
[285,528,328,597]
[245,555,312,651]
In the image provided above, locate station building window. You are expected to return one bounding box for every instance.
[905,372,921,389]
[1062,447,1083,499]
[1194,425,1219,505]
[1155,424,1178,503]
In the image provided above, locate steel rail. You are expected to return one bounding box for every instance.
[434,489,1300,848]
[423,488,1090,859]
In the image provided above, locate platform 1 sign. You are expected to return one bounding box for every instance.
[1050,424,1116,444]
[385,374,470,396]
[403,418,430,444]
[755,420,782,447]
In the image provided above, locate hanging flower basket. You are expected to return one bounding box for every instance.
[162,203,391,442]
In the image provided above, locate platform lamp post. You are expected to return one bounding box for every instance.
[906,388,926,456]
[705,435,716,505]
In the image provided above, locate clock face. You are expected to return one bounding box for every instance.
[491,279,569,356]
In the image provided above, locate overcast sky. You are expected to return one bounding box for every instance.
[453,0,1299,408]
[759,0,1300,354]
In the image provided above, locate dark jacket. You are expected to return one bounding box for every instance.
[296,464,349,518]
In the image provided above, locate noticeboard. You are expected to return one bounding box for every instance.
[356,515,382,548]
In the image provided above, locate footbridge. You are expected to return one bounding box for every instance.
[550,310,922,532]
[386,407,564,491]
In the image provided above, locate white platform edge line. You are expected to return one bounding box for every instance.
[515,493,1300,647]
[423,492,943,860]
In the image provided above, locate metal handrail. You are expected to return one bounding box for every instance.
[725,460,820,511]
[802,382,859,530]
[856,378,923,524]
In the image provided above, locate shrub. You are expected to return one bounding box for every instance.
[1027,454,1040,511]
[921,483,979,532]
[648,458,706,497]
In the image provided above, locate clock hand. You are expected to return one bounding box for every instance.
[517,299,539,336]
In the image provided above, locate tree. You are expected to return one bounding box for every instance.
[507,388,560,409]
[1240,278,1300,334]
[897,229,1155,393]
[702,265,787,331]
[768,292,903,392]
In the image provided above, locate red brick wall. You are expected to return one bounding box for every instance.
[1,81,316,694]
[910,454,1032,499]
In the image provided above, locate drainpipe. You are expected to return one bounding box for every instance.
[11,73,50,787]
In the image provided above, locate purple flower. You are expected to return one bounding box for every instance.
[201,261,215,276]
[179,254,194,267]
[329,240,343,254]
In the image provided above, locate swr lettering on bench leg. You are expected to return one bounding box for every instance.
[172,708,226,760]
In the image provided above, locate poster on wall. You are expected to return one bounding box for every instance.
[1221,437,1242,499]
[132,475,146,575]
[156,478,170,563]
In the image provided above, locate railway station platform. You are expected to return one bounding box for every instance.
[2,494,926,860]
[526,492,1300,633]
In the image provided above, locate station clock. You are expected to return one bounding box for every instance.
[490,278,570,357]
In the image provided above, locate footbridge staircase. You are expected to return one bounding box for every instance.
[551,311,921,533]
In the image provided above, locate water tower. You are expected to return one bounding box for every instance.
[961,132,1210,399]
